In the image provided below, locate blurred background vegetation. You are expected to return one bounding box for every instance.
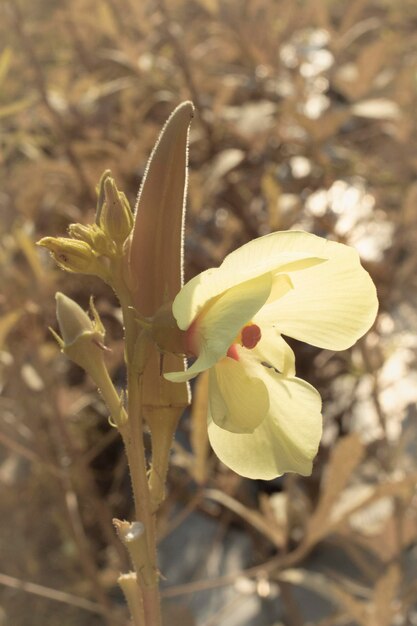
[1,0,417,624]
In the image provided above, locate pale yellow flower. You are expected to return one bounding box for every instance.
[165,230,378,480]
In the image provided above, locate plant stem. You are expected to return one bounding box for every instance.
[114,279,162,626]
[118,367,161,626]
[92,359,128,426]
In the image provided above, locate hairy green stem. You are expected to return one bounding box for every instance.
[115,276,162,626]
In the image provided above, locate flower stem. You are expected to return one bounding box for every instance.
[119,366,161,626]
[114,276,162,626]
[90,358,127,426]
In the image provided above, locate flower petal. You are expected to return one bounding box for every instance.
[165,272,272,382]
[173,231,327,330]
[255,232,378,350]
[249,327,296,377]
[209,358,269,433]
[208,371,322,479]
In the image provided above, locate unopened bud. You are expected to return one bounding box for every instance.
[100,178,133,247]
[55,293,98,345]
[67,223,95,246]
[95,169,112,225]
[68,223,114,256]
[53,292,106,370]
[54,292,105,348]
[37,236,109,280]
[53,293,126,426]
[38,237,94,272]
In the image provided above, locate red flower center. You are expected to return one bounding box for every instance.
[241,323,262,349]
[226,324,262,361]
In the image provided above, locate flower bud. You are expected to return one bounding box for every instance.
[53,293,106,382]
[38,237,94,271]
[100,177,133,248]
[67,223,95,245]
[53,293,126,426]
[54,292,105,349]
[55,292,97,345]
[68,223,114,257]
[95,169,112,225]
[37,236,110,280]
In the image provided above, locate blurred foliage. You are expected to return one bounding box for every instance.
[1,0,417,624]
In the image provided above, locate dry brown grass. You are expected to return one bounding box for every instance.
[1,0,417,624]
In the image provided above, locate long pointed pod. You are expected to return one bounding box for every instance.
[127,100,194,317]
[124,102,193,509]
